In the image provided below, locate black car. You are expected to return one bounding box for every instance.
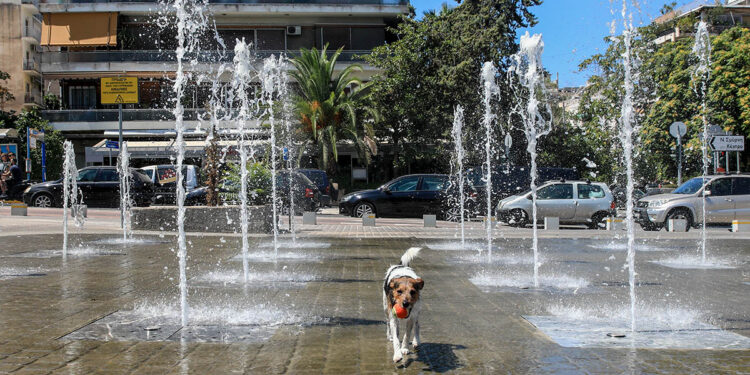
[298,169,333,206]
[187,170,321,213]
[23,166,154,208]
[339,174,449,218]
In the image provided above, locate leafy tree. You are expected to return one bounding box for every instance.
[363,0,541,176]
[290,45,376,175]
[0,108,65,181]
[0,71,15,111]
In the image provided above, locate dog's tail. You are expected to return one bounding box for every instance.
[400,247,421,267]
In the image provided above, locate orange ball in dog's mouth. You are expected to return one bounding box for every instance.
[392,305,409,319]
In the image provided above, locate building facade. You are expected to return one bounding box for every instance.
[0,0,42,112]
[654,0,750,45]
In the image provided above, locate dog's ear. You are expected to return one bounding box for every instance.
[388,279,399,290]
[414,278,424,290]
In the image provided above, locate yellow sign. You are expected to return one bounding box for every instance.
[101,77,138,104]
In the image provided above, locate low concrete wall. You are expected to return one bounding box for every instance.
[131,205,273,233]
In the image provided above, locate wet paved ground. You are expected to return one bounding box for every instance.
[0,231,748,374]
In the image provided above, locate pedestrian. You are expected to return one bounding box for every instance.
[0,155,22,199]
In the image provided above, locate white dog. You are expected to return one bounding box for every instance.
[382,247,424,363]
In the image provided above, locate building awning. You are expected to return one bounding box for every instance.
[0,129,20,140]
[41,12,118,47]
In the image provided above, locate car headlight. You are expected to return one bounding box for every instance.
[24,186,31,194]
[648,200,668,208]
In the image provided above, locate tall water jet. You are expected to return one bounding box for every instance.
[510,32,551,288]
[280,64,296,241]
[167,0,211,327]
[118,142,132,241]
[233,39,253,282]
[259,56,284,259]
[615,0,640,332]
[61,141,78,257]
[451,105,466,246]
[481,62,499,261]
[692,19,711,264]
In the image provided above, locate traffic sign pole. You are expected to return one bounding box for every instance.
[41,141,46,182]
[677,137,682,185]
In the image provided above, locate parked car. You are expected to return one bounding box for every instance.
[23,166,154,208]
[458,165,580,218]
[339,174,449,218]
[1,179,33,202]
[187,170,321,213]
[496,180,615,229]
[140,165,200,205]
[298,169,333,206]
[634,175,750,231]
[611,186,646,209]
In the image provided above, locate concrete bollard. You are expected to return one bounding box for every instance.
[732,220,750,232]
[423,214,437,228]
[606,217,624,231]
[10,204,27,216]
[362,214,376,227]
[302,211,317,225]
[481,216,498,228]
[667,218,687,232]
[72,204,88,218]
[544,217,559,230]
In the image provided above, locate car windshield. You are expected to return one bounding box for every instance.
[673,177,708,194]
[302,171,326,186]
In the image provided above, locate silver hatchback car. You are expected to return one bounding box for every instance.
[496,180,616,229]
[634,175,750,231]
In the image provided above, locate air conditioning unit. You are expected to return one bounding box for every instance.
[286,26,302,36]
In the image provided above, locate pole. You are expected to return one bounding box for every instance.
[677,137,682,185]
[118,103,123,230]
[737,151,741,173]
[725,151,729,174]
[25,127,31,180]
[41,141,46,182]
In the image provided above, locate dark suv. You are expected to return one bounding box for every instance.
[339,174,449,218]
[23,166,154,208]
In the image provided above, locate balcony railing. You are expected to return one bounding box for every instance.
[43,108,223,122]
[23,59,40,72]
[24,93,42,105]
[42,0,407,4]
[22,19,42,41]
[42,49,371,64]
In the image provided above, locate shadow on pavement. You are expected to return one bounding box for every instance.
[404,342,466,372]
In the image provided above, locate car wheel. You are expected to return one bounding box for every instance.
[665,208,692,232]
[353,202,375,218]
[588,212,608,229]
[444,207,461,222]
[509,209,529,227]
[641,223,662,231]
[33,193,53,208]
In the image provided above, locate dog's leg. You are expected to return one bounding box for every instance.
[401,318,414,356]
[412,319,420,349]
[389,316,402,362]
[383,294,391,340]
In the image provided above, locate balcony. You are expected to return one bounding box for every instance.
[24,93,42,105]
[42,0,407,4]
[41,49,370,64]
[22,19,42,42]
[43,108,218,122]
[23,59,40,72]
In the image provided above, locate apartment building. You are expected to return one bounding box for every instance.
[654,0,750,44]
[0,0,42,112]
[1,0,407,164]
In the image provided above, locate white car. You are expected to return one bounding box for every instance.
[496,180,616,229]
[140,165,200,205]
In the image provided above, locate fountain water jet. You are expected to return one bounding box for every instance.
[692,19,711,264]
[233,39,253,283]
[480,62,499,261]
[61,141,78,257]
[451,105,466,246]
[117,142,132,241]
[509,32,551,288]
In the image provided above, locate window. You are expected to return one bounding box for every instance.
[96,169,119,182]
[322,27,350,50]
[708,178,732,196]
[256,29,285,50]
[389,177,419,192]
[351,27,385,50]
[732,178,750,195]
[578,184,605,199]
[421,176,447,191]
[77,169,98,182]
[537,184,573,200]
[68,85,97,109]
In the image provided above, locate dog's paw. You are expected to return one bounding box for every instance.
[400,347,410,356]
[392,352,403,363]
[411,341,420,350]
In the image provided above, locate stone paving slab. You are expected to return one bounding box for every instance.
[0,234,747,374]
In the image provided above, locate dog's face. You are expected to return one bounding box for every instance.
[388,277,424,317]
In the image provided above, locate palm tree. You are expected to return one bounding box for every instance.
[290,44,377,174]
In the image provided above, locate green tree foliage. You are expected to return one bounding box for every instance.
[363,0,540,175]
[290,45,376,175]
[576,25,750,184]
[0,108,65,181]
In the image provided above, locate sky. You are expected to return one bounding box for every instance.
[408,0,702,87]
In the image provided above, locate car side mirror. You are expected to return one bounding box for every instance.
[526,195,532,200]
[704,190,712,197]
[383,188,392,194]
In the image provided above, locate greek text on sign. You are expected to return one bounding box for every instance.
[101,77,138,104]
[710,136,745,151]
